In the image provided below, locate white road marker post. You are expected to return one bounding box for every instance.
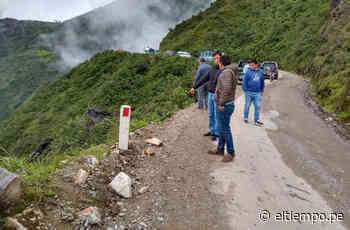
[119,105,131,150]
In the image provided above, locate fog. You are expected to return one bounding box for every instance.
[41,0,214,69]
[2,0,214,69]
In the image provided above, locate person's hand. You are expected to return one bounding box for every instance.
[219,106,225,111]
[188,88,195,95]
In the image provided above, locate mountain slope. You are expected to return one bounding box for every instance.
[0,51,196,156]
[0,0,213,121]
[160,0,350,125]
[0,18,61,120]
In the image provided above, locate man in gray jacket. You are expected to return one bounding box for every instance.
[208,55,238,162]
[194,58,211,109]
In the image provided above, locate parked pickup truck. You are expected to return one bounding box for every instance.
[262,61,279,80]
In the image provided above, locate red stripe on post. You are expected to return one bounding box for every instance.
[123,107,130,117]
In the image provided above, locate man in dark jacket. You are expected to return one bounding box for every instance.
[242,59,265,126]
[194,58,211,110]
[189,50,222,141]
[208,55,238,163]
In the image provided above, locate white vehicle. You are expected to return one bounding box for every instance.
[176,51,191,58]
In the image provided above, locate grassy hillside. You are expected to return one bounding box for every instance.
[0,0,213,121]
[161,0,350,126]
[0,51,196,157]
[0,19,61,120]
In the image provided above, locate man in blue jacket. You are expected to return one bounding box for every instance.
[242,59,265,126]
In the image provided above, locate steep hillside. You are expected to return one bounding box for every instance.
[0,18,61,120]
[0,0,213,121]
[161,0,350,126]
[0,51,196,157]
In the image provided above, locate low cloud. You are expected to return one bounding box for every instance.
[42,0,214,68]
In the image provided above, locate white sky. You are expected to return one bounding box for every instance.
[0,0,116,21]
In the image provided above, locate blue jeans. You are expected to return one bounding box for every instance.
[244,91,262,122]
[198,86,208,109]
[216,101,235,156]
[208,93,219,136]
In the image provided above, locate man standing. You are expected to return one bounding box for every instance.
[243,59,265,126]
[208,55,238,162]
[194,58,211,110]
[189,51,222,141]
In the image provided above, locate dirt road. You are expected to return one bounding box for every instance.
[130,70,349,230]
[13,71,349,230]
[133,71,350,229]
[209,71,349,229]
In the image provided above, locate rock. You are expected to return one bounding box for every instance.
[74,169,89,185]
[0,167,22,205]
[109,172,132,198]
[138,186,148,194]
[60,160,68,165]
[146,138,162,146]
[76,207,101,224]
[83,155,99,168]
[6,217,27,230]
[137,222,147,228]
[116,224,126,230]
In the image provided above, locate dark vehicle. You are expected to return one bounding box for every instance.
[237,60,250,82]
[262,61,279,80]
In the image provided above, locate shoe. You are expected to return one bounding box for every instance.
[255,120,264,126]
[203,132,212,136]
[211,135,217,141]
[222,154,234,162]
[244,118,248,123]
[208,150,224,156]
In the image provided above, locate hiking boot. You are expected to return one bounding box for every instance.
[255,120,264,126]
[244,118,248,123]
[222,154,234,162]
[203,132,212,136]
[208,150,224,156]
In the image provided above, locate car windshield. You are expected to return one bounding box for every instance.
[263,63,276,69]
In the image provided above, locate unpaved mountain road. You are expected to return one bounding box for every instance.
[141,70,350,229]
[208,71,350,230]
[11,71,349,230]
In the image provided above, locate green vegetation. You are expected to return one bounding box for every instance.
[0,51,196,158]
[0,19,61,120]
[0,144,110,213]
[161,0,350,127]
[0,51,196,210]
